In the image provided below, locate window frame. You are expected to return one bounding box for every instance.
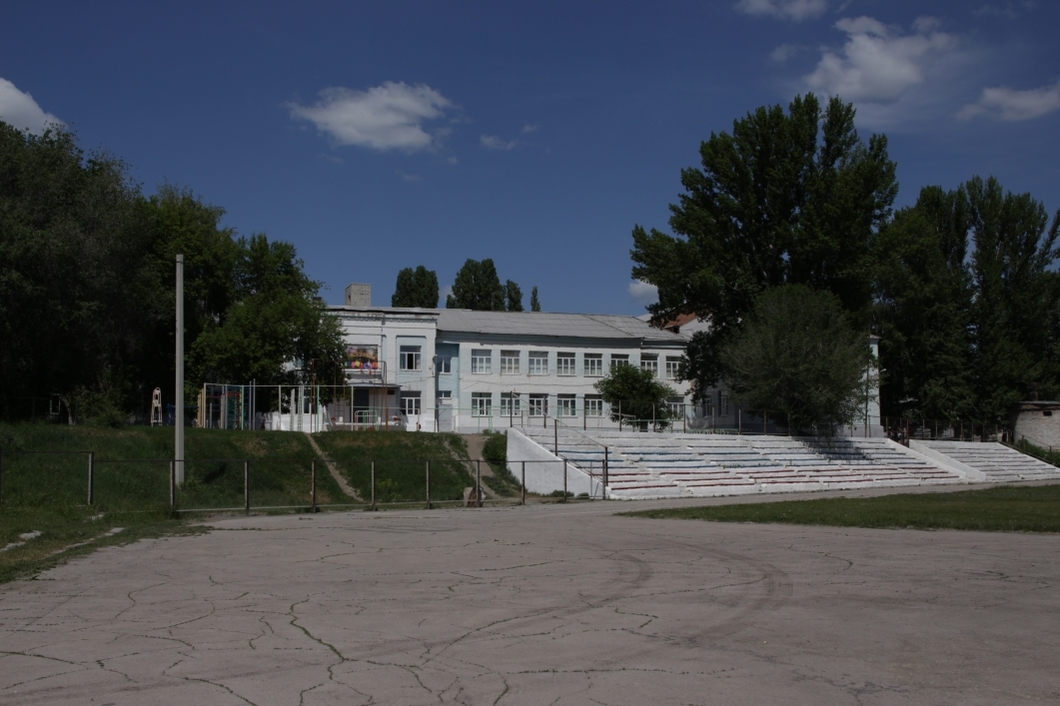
[528,393,548,417]
[557,394,577,417]
[556,352,576,376]
[471,392,492,417]
[585,396,604,417]
[528,351,549,376]
[500,350,520,375]
[584,353,603,377]
[399,345,422,371]
[471,349,492,374]
[401,393,421,416]
[500,392,521,417]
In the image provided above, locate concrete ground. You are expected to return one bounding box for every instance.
[1,492,1059,705]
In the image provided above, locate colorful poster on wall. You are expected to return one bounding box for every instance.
[346,345,379,372]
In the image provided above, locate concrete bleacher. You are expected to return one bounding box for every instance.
[512,427,1043,500]
[917,440,1060,483]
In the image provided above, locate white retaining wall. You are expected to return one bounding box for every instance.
[506,428,603,497]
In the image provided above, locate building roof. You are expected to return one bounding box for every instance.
[436,309,686,345]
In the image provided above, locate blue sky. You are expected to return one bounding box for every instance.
[2,0,1058,315]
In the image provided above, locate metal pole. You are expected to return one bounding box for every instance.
[425,460,431,509]
[476,460,482,508]
[87,452,94,506]
[0,448,4,505]
[175,254,185,486]
[603,447,609,500]
[563,459,568,503]
[521,461,526,505]
[371,460,377,511]
[169,461,175,508]
[311,460,317,513]
[244,459,249,515]
[554,418,558,455]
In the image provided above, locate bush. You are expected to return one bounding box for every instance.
[482,431,507,466]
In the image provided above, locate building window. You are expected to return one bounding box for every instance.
[640,354,658,376]
[402,392,421,415]
[528,393,548,417]
[584,353,603,377]
[702,396,714,417]
[585,395,604,417]
[437,390,451,399]
[500,350,520,375]
[528,351,548,375]
[667,397,684,419]
[665,356,681,380]
[556,352,576,376]
[610,354,629,370]
[471,349,492,374]
[472,392,492,417]
[719,392,730,417]
[437,356,452,374]
[557,394,577,417]
[501,392,521,417]
[399,345,421,371]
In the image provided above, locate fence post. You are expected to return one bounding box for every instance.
[244,459,249,515]
[476,460,482,508]
[563,458,568,503]
[554,419,558,455]
[603,447,609,500]
[87,452,94,506]
[169,461,175,508]
[425,460,431,510]
[311,460,317,513]
[521,461,526,506]
[371,460,377,511]
[0,448,4,505]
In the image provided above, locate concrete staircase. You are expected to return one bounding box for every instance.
[917,441,1060,483]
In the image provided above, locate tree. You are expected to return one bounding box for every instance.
[392,265,439,307]
[966,176,1060,422]
[721,285,873,433]
[594,364,676,429]
[530,286,541,312]
[630,94,896,397]
[504,280,523,312]
[874,186,975,421]
[446,258,505,310]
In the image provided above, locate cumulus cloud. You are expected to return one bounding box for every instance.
[771,44,800,63]
[480,134,516,150]
[288,81,452,152]
[958,80,1060,121]
[0,78,62,135]
[628,280,658,307]
[804,16,959,103]
[735,0,828,21]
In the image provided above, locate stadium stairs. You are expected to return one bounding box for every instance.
[515,427,1055,500]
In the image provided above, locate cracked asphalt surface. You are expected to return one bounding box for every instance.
[1,499,1058,705]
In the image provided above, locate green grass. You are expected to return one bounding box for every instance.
[622,484,1060,533]
[312,431,475,504]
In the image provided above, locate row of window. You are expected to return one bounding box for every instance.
[471,350,682,379]
[396,345,684,380]
[471,392,604,417]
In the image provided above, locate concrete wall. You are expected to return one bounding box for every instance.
[506,428,603,497]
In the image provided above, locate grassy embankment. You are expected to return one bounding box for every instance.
[623,484,1060,532]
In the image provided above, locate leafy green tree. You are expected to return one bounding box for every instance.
[504,280,523,312]
[446,258,505,310]
[392,265,439,307]
[530,286,541,312]
[594,364,676,429]
[721,285,873,433]
[630,94,896,397]
[966,176,1060,422]
[874,186,975,421]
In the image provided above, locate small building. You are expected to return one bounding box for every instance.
[1013,400,1060,449]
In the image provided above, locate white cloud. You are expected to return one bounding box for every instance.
[288,81,452,152]
[771,44,800,63]
[480,134,516,150]
[973,1,1036,18]
[804,16,959,103]
[958,80,1060,121]
[628,280,658,306]
[0,78,62,135]
[735,0,827,21]
[521,124,539,134]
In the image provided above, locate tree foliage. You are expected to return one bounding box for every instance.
[593,364,676,429]
[877,177,1060,423]
[631,94,896,396]
[0,121,343,422]
[391,265,439,307]
[530,285,541,312]
[446,259,527,312]
[721,285,873,433]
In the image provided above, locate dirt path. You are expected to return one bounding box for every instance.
[303,434,362,501]
[460,434,499,498]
